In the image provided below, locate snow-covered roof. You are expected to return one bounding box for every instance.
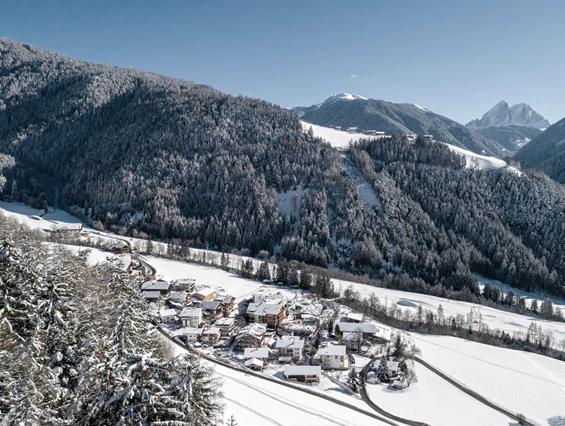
[180,307,202,317]
[203,327,221,335]
[215,317,235,327]
[275,338,304,350]
[168,291,189,301]
[244,347,269,359]
[201,300,222,310]
[254,302,284,316]
[194,287,215,297]
[159,309,177,318]
[244,358,264,368]
[237,323,266,338]
[338,323,376,333]
[346,312,364,322]
[318,345,346,357]
[387,360,400,371]
[173,327,203,337]
[215,294,235,303]
[142,290,160,299]
[284,365,321,376]
[141,281,170,291]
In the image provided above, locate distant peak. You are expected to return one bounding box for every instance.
[323,93,367,105]
[467,101,550,130]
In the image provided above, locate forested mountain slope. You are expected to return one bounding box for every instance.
[514,117,565,184]
[0,214,222,424]
[294,95,506,157]
[1,38,565,299]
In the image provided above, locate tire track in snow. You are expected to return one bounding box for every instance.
[222,374,362,426]
[223,396,284,426]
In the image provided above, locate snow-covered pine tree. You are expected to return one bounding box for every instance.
[347,369,361,393]
[376,355,390,382]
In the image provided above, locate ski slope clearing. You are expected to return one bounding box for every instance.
[445,143,510,171]
[366,362,510,426]
[302,121,375,148]
[409,334,565,426]
[333,277,565,344]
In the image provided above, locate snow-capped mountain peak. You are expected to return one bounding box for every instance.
[322,93,367,105]
[467,101,550,130]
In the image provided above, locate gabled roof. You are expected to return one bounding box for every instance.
[169,291,189,301]
[215,294,235,304]
[318,345,346,356]
[254,302,284,316]
[203,327,221,335]
[141,281,170,291]
[194,287,215,297]
[338,323,376,333]
[244,348,269,359]
[215,317,235,327]
[201,300,222,310]
[173,327,203,337]
[346,312,364,322]
[244,358,264,368]
[180,307,202,317]
[159,309,177,318]
[143,290,160,299]
[284,365,321,376]
[275,338,304,350]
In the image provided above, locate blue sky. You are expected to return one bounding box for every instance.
[1,0,564,123]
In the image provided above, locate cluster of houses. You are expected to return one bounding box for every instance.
[144,274,395,387]
[141,277,238,347]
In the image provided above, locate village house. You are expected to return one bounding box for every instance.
[141,280,171,296]
[318,345,348,370]
[275,336,305,362]
[214,317,236,337]
[159,309,178,325]
[334,126,342,131]
[174,327,203,343]
[168,291,191,306]
[345,312,364,323]
[108,240,130,254]
[253,291,285,305]
[143,290,160,303]
[236,323,267,349]
[284,366,321,384]
[215,294,235,313]
[193,287,216,302]
[387,360,400,377]
[254,302,286,328]
[243,347,271,366]
[175,278,196,292]
[347,127,358,133]
[201,300,223,319]
[179,307,203,328]
[244,358,264,371]
[201,327,221,345]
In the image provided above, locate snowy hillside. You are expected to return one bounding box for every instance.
[301,121,375,148]
[410,334,565,426]
[303,121,511,171]
[445,143,510,170]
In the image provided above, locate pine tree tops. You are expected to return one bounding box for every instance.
[347,369,362,393]
[376,355,390,383]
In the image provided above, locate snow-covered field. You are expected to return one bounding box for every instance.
[0,200,85,231]
[302,121,375,148]
[445,143,508,170]
[165,339,388,426]
[366,362,511,426]
[409,334,565,426]
[333,277,565,344]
